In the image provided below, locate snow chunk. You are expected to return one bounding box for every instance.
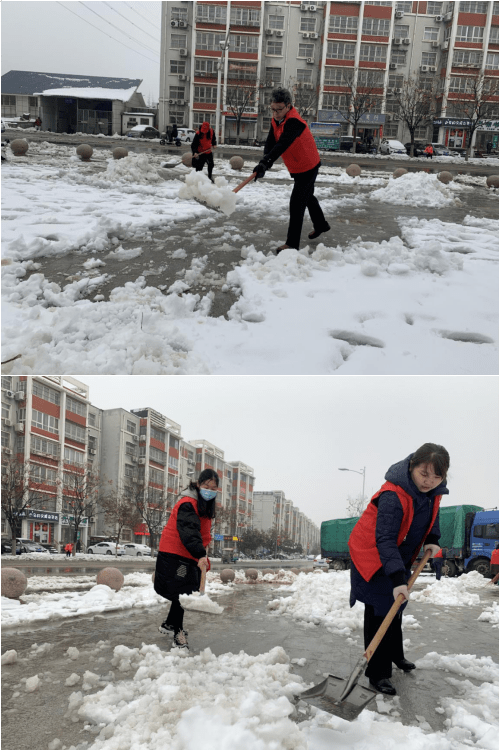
[25,675,40,692]
[1,649,18,665]
[179,171,237,216]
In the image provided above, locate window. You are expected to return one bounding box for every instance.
[17,436,24,452]
[327,42,356,60]
[195,59,217,77]
[391,49,408,64]
[494,1,500,13]
[2,402,9,419]
[229,34,259,53]
[267,40,283,56]
[169,435,179,449]
[394,25,410,37]
[358,70,384,86]
[456,26,484,42]
[389,74,405,88]
[385,99,401,113]
[151,427,165,443]
[296,68,313,82]
[265,67,282,84]
[66,396,86,417]
[362,18,390,36]
[149,467,164,486]
[170,110,185,125]
[32,410,59,434]
[453,50,483,66]
[88,435,96,449]
[31,435,60,458]
[31,464,57,484]
[427,1,443,13]
[298,43,314,58]
[322,93,349,110]
[423,26,439,41]
[168,455,179,469]
[230,6,260,27]
[204,453,214,468]
[33,381,60,405]
[415,125,431,139]
[196,4,227,23]
[2,431,9,448]
[329,15,358,34]
[125,463,135,478]
[300,16,317,32]
[192,112,212,128]
[459,2,488,11]
[194,86,217,103]
[474,523,500,538]
[171,33,187,48]
[485,52,499,69]
[421,51,437,66]
[227,62,257,80]
[29,97,38,107]
[449,76,472,93]
[150,446,166,464]
[170,60,186,74]
[359,44,387,62]
[139,445,146,457]
[2,377,12,390]
[64,446,85,465]
[126,420,136,434]
[88,412,96,427]
[1,95,15,105]
[396,1,412,11]
[125,441,136,456]
[490,27,499,44]
[171,6,188,22]
[65,420,86,443]
[324,67,351,85]
[268,14,284,30]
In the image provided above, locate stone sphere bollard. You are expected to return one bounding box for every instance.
[96,567,124,592]
[230,155,244,170]
[76,143,93,161]
[262,568,274,576]
[182,151,194,167]
[437,171,453,184]
[1,568,28,598]
[291,568,300,575]
[220,569,235,583]
[245,568,258,580]
[486,174,499,188]
[112,147,128,160]
[305,567,314,574]
[393,167,408,179]
[346,164,361,178]
[10,139,29,157]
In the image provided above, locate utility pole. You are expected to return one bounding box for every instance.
[215,28,231,145]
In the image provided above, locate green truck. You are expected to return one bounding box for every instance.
[321,504,499,578]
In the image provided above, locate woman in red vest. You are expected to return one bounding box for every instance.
[191,121,217,182]
[154,469,217,650]
[253,87,330,254]
[348,443,449,695]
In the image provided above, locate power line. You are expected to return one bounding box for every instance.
[57,2,159,63]
[79,1,159,55]
[125,2,160,30]
[103,1,161,44]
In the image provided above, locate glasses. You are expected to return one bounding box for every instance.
[270,104,288,113]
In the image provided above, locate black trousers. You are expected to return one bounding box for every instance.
[363,604,405,681]
[166,595,184,634]
[194,152,214,178]
[431,559,443,580]
[286,164,328,249]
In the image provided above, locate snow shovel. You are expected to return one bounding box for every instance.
[189,172,255,214]
[162,148,212,169]
[296,549,433,720]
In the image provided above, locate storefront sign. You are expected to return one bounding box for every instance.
[133,523,150,535]
[61,514,88,526]
[476,120,500,131]
[319,110,386,125]
[17,510,59,522]
[214,534,224,540]
[310,121,340,150]
[433,118,472,128]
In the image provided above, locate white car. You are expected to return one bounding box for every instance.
[87,541,125,556]
[177,128,196,143]
[313,557,328,568]
[121,543,152,556]
[379,139,406,155]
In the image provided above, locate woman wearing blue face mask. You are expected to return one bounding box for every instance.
[154,468,218,650]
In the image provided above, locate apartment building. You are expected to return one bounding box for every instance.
[159,1,498,148]
[252,489,320,553]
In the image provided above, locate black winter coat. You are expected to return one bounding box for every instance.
[350,454,448,616]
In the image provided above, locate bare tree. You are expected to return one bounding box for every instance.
[336,68,385,151]
[128,480,169,553]
[62,466,101,555]
[224,72,258,144]
[346,493,369,518]
[100,488,142,556]
[1,452,45,553]
[391,74,438,156]
[287,78,319,120]
[444,71,499,160]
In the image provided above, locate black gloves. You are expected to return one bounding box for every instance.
[253,159,270,181]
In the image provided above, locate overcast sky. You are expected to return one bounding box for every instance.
[79,376,498,527]
[2,1,162,105]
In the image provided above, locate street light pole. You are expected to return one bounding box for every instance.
[338,466,366,502]
[215,29,231,145]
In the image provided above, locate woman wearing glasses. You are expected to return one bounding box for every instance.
[253,87,330,254]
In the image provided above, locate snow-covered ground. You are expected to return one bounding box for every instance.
[1,568,498,749]
[2,140,498,374]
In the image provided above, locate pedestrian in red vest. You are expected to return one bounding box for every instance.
[191,121,217,182]
[65,542,73,558]
[348,443,450,696]
[154,469,218,650]
[430,547,445,580]
[253,87,330,254]
[424,144,434,159]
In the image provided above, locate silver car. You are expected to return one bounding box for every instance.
[121,543,152,557]
[87,541,125,556]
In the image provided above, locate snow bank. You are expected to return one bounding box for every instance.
[370,172,461,207]
[178,170,238,216]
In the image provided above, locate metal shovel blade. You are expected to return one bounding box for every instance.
[298,674,378,720]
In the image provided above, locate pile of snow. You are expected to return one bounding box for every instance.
[370,172,461,208]
[411,574,482,606]
[477,602,499,627]
[178,171,238,216]
[104,154,161,184]
[179,593,224,614]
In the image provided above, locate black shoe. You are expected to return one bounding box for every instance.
[159,621,188,636]
[308,223,331,240]
[172,629,189,651]
[395,659,416,672]
[369,678,396,695]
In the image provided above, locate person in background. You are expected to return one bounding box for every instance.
[170,123,178,144]
[486,140,492,155]
[76,539,81,553]
[424,144,434,159]
[154,469,218,650]
[35,117,42,131]
[430,547,445,580]
[348,443,449,696]
[191,121,217,182]
[253,87,330,254]
[65,542,73,558]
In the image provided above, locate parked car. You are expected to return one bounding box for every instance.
[126,125,160,139]
[447,146,466,157]
[379,138,406,155]
[1,538,14,554]
[121,543,152,557]
[39,542,58,554]
[338,136,371,153]
[313,557,329,568]
[16,538,47,554]
[404,141,427,156]
[87,541,125,555]
[177,127,196,143]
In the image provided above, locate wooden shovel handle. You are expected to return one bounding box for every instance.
[233,173,256,193]
[364,549,432,663]
[199,562,207,595]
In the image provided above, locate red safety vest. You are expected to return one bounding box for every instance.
[434,548,443,558]
[159,491,211,561]
[271,106,320,174]
[491,548,499,566]
[196,124,214,153]
[348,481,441,582]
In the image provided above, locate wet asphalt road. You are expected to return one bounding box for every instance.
[1,575,498,750]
